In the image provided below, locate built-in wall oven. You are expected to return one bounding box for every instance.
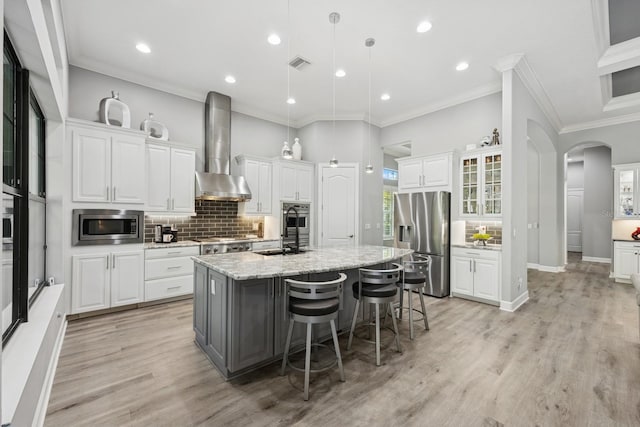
[72,209,144,246]
[282,202,310,248]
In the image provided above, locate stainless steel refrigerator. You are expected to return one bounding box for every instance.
[394,191,450,297]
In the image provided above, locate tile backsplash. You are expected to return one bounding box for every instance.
[144,200,263,242]
[464,221,502,245]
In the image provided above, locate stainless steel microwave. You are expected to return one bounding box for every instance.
[72,209,144,246]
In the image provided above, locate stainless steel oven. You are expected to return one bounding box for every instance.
[72,209,143,246]
[282,202,310,247]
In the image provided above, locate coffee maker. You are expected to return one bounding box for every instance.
[161,224,178,243]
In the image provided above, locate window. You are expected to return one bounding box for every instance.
[2,32,46,345]
[383,186,395,240]
[383,168,398,181]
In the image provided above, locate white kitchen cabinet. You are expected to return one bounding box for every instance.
[613,241,640,283]
[146,143,196,213]
[234,156,272,215]
[72,249,144,313]
[144,245,200,301]
[459,149,502,218]
[397,151,453,193]
[451,247,500,304]
[70,120,146,204]
[613,164,640,218]
[277,159,314,202]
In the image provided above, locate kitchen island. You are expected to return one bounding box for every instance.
[192,245,412,379]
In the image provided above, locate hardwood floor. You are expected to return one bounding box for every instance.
[45,255,640,426]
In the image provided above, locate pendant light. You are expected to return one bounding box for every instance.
[365,37,375,174]
[329,12,340,167]
[281,0,293,160]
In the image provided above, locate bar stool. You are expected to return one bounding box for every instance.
[280,273,347,401]
[397,255,430,340]
[347,264,402,366]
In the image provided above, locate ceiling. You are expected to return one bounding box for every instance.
[60,0,638,130]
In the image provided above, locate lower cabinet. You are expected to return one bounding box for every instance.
[451,247,501,305]
[613,240,640,283]
[72,250,144,314]
[144,245,199,300]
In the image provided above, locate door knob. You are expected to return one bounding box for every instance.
[349,235,354,238]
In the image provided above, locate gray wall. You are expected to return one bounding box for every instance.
[567,162,584,189]
[559,120,640,164]
[582,146,613,259]
[527,143,540,264]
[68,66,292,171]
[380,92,502,155]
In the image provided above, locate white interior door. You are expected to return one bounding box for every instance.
[319,164,358,247]
[567,189,583,252]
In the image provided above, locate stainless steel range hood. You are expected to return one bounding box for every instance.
[195,91,252,201]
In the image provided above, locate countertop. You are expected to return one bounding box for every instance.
[452,243,502,252]
[193,245,413,280]
[144,238,279,249]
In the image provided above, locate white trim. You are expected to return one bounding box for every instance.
[560,111,640,134]
[527,263,566,273]
[500,290,530,312]
[597,36,640,75]
[603,91,640,112]
[582,256,611,263]
[590,0,610,56]
[494,54,562,132]
[378,82,502,128]
[295,113,370,129]
[33,319,67,427]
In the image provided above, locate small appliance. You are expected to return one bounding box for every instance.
[72,209,143,246]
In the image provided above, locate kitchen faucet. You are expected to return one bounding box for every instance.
[283,206,300,254]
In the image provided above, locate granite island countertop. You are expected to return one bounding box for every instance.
[193,245,413,280]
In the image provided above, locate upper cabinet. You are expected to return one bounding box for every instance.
[277,159,314,203]
[459,149,502,218]
[397,152,453,193]
[234,155,273,215]
[614,163,640,218]
[70,120,146,204]
[146,143,196,213]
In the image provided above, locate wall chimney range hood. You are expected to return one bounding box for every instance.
[195,91,252,201]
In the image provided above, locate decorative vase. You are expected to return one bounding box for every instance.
[99,91,131,128]
[292,137,302,160]
[632,227,640,241]
[281,140,293,159]
[140,113,169,140]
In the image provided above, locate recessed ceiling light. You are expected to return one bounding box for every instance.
[287,97,296,104]
[335,69,346,78]
[380,93,390,101]
[456,62,469,71]
[267,34,281,45]
[416,21,432,33]
[136,43,151,53]
[225,75,236,84]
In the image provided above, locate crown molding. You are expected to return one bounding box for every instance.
[295,113,371,129]
[597,36,640,75]
[494,54,563,132]
[603,91,640,112]
[559,111,640,134]
[378,82,502,128]
[591,0,610,56]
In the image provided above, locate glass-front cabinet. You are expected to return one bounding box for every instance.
[614,164,639,218]
[460,149,502,218]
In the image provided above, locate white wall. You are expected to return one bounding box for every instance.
[582,146,613,259]
[380,93,502,155]
[560,121,640,165]
[68,66,292,172]
[527,143,540,265]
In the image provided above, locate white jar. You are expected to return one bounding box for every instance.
[292,138,302,160]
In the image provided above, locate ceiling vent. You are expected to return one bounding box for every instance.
[289,55,311,70]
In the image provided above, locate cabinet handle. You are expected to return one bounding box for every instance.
[106,255,109,270]
[167,286,181,291]
[167,251,182,255]
[469,260,472,272]
[112,254,116,269]
[167,266,182,270]
[106,186,110,200]
[473,259,476,273]
[113,187,116,200]
[172,199,175,210]
[167,198,170,210]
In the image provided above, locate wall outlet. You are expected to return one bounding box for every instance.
[252,223,259,231]
[517,276,523,291]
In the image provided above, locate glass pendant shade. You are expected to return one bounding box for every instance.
[365,163,374,173]
[329,156,339,167]
[282,141,293,159]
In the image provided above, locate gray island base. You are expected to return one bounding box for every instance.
[192,245,412,379]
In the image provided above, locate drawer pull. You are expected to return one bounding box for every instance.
[167,251,182,255]
[167,266,182,270]
[167,286,181,290]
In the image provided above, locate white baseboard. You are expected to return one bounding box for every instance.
[582,256,611,264]
[500,291,530,312]
[34,319,67,427]
[527,264,565,273]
